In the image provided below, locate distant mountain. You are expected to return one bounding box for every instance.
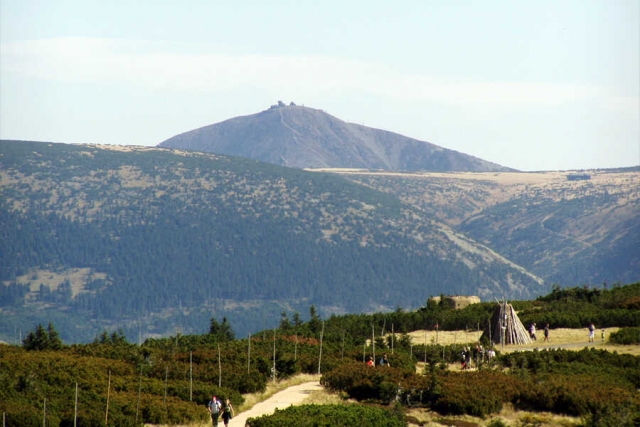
[159,103,514,172]
[329,168,640,288]
[0,140,537,343]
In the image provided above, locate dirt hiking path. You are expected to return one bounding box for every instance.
[230,381,323,426]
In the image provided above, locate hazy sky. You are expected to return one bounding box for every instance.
[1,1,639,171]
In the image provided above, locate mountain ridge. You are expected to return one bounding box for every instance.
[159,104,515,172]
[2,140,637,342]
[1,140,539,342]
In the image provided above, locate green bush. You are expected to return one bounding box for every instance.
[246,404,406,427]
[608,327,640,345]
[434,371,520,417]
[487,418,509,427]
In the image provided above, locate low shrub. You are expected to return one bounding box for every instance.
[433,371,520,417]
[608,327,640,345]
[246,404,406,427]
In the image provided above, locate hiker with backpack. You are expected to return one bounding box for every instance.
[378,353,390,367]
[221,398,234,426]
[208,395,222,427]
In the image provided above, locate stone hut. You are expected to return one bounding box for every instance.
[430,295,481,310]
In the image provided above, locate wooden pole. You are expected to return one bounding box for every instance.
[317,321,325,375]
[106,369,111,426]
[74,382,78,427]
[391,323,394,355]
[247,333,251,374]
[43,397,46,427]
[424,330,427,363]
[136,365,142,424]
[371,324,375,364]
[163,366,168,406]
[272,329,277,383]
[500,299,507,352]
[218,343,222,388]
[189,351,193,402]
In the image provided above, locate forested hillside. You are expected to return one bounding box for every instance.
[334,169,640,287]
[0,140,541,343]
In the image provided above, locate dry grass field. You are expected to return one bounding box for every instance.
[404,404,585,427]
[407,327,640,356]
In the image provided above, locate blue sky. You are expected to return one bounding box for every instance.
[1,0,638,171]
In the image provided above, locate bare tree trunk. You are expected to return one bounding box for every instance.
[317,321,325,375]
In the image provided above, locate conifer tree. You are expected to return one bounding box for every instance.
[209,316,236,341]
[23,322,64,350]
[46,322,63,350]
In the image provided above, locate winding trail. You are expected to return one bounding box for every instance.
[230,381,323,426]
[540,211,595,250]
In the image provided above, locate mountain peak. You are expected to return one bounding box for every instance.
[159,105,514,172]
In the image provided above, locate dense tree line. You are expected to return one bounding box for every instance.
[22,322,63,351]
[0,140,542,342]
[2,140,637,344]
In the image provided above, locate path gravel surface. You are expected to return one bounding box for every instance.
[229,381,323,426]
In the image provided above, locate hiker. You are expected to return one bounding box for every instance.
[474,343,483,367]
[378,353,390,367]
[208,395,222,427]
[529,323,537,340]
[543,324,550,342]
[601,329,605,343]
[465,347,471,369]
[221,398,234,426]
[366,356,374,367]
[460,348,467,370]
[471,345,478,367]
[588,322,595,343]
[486,348,495,360]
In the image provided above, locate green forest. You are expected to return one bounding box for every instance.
[2,283,639,426]
[0,140,542,342]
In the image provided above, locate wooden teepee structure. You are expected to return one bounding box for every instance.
[482,299,532,347]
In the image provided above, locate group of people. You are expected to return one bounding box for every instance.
[460,344,493,370]
[532,322,604,344]
[588,322,605,343]
[365,353,391,367]
[529,322,551,342]
[207,396,234,427]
